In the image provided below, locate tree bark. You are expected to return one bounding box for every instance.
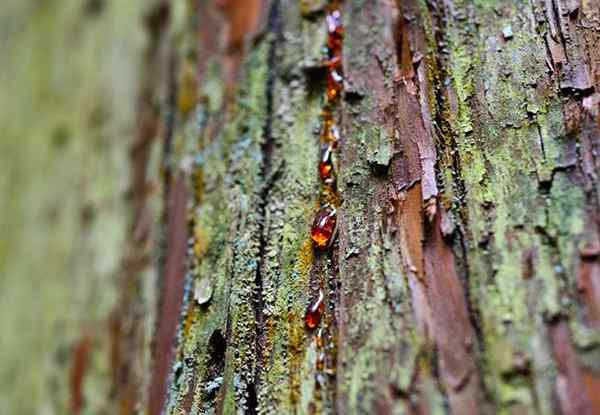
[153,0,600,413]
[4,0,600,414]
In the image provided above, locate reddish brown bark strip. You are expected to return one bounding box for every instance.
[106,3,172,414]
[577,244,600,328]
[216,0,267,85]
[423,203,482,413]
[393,3,483,411]
[148,174,189,415]
[69,333,92,415]
[397,184,431,336]
[549,320,595,415]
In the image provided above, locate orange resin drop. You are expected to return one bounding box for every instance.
[311,206,337,248]
[322,122,340,144]
[316,328,325,348]
[316,351,326,371]
[305,290,325,329]
[319,144,335,183]
[319,162,333,182]
[327,69,343,102]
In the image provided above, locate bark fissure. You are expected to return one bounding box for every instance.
[426,0,488,361]
[252,2,282,411]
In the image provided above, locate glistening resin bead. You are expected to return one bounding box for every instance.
[319,143,335,184]
[305,289,325,329]
[311,206,337,249]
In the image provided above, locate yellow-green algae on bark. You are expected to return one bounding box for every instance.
[440,0,600,413]
[163,1,331,413]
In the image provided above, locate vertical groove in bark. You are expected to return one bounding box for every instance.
[253,1,282,410]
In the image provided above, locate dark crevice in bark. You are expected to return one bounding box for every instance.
[322,243,341,409]
[536,123,548,161]
[251,1,281,410]
[304,66,329,99]
[208,330,226,377]
[196,329,227,412]
[246,381,259,415]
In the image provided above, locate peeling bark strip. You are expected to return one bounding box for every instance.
[422,203,482,412]
[395,0,483,411]
[338,0,485,411]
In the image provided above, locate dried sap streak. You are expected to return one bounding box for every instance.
[306,2,344,332]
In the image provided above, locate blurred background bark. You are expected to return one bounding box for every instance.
[3,0,600,414]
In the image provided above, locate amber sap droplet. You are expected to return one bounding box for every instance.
[305,290,325,329]
[322,121,340,144]
[311,206,337,248]
[316,328,325,348]
[319,144,335,184]
[316,351,326,371]
[327,70,343,102]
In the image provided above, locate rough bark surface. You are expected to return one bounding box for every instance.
[4,0,600,414]
[158,0,600,413]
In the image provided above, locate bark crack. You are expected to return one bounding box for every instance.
[250,1,281,412]
[427,0,486,355]
[536,123,547,162]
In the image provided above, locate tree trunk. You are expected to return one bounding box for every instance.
[5,0,600,414]
[155,0,600,413]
